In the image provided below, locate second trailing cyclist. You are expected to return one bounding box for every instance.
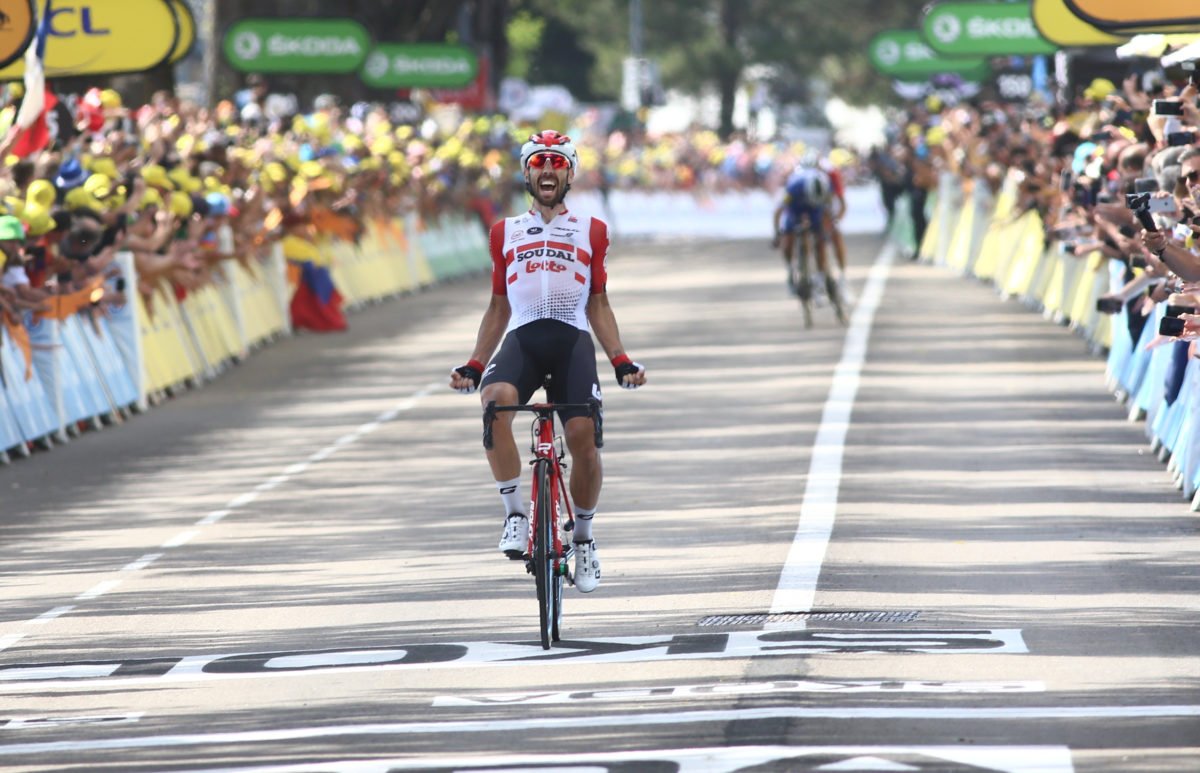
[449,130,647,593]
[772,155,839,309]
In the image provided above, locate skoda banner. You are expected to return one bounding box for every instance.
[0,0,33,71]
[923,2,1057,56]
[360,44,477,89]
[869,30,989,81]
[0,0,177,79]
[1033,0,1126,47]
[224,18,369,74]
[1064,0,1200,31]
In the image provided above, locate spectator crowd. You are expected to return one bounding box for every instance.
[0,78,860,340]
[875,66,1200,506]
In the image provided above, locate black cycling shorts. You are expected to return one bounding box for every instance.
[481,319,602,421]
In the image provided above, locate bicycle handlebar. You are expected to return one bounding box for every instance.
[482,399,603,451]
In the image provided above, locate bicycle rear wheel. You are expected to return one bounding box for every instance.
[796,235,814,329]
[533,460,556,649]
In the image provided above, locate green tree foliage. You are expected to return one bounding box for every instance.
[505,11,546,80]
[509,0,929,136]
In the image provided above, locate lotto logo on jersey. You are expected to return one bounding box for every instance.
[525,260,567,274]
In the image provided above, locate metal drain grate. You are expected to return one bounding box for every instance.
[698,610,922,627]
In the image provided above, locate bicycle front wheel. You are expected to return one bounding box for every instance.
[533,460,555,650]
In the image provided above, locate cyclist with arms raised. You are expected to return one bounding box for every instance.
[772,155,838,304]
[450,130,647,593]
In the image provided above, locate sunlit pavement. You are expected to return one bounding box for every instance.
[1,233,1197,772]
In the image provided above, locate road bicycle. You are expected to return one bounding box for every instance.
[483,395,602,649]
[791,219,847,329]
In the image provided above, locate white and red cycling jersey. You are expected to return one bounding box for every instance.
[489,207,609,334]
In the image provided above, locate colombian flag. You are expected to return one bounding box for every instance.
[282,234,346,332]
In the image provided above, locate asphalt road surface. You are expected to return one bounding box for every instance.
[1,232,1198,772]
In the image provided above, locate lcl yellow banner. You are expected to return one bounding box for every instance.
[1065,0,1200,31]
[1034,0,1127,46]
[0,1,34,70]
[167,0,194,64]
[0,0,178,79]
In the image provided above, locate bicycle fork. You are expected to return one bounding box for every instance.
[526,420,575,583]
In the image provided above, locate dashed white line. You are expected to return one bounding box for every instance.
[122,553,162,573]
[0,634,26,652]
[227,491,259,509]
[161,531,197,549]
[11,381,442,642]
[75,580,122,600]
[308,446,336,463]
[196,509,230,527]
[30,606,74,625]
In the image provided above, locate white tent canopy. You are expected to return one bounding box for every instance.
[1118,34,1167,60]
[1163,39,1200,67]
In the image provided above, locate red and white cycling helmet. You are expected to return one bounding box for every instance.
[520,130,578,172]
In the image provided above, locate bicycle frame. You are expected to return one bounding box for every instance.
[483,401,603,563]
[483,398,602,647]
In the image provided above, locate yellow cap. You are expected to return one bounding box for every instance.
[300,160,324,179]
[265,162,289,184]
[25,179,55,208]
[168,166,202,193]
[89,157,119,179]
[100,88,122,109]
[65,187,104,213]
[84,173,113,199]
[140,188,163,210]
[1084,77,1116,101]
[21,204,53,236]
[141,164,175,191]
[169,191,193,218]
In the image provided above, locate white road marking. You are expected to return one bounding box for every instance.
[121,553,162,573]
[1,713,142,730]
[2,703,1177,757]
[227,491,260,509]
[161,530,197,549]
[29,607,73,625]
[770,241,896,623]
[433,679,1046,706]
[183,745,1074,773]
[196,509,230,526]
[0,635,25,653]
[0,630,1028,691]
[9,381,442,645]
[75,580,121,600]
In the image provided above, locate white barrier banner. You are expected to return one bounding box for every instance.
[108,253,145,408]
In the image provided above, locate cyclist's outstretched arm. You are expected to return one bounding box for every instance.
[449,294,510,392]
[587,293,646,389]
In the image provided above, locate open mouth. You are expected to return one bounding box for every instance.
[538,176,558,195]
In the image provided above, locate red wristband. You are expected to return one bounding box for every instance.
[466,359,485,372]
[611,354,632,368]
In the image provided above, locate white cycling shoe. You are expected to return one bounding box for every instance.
[498,514,528,560]
[573,540,601,592]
